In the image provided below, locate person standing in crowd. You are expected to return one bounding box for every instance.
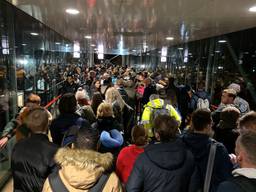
[141,94,181,140]
[75,87,96,124]
[61,74,78,94]
[228,83,250,116]
[116,124,148,184]
[50,93,87,145]
[214,106,240,154]
[217,131,256,191]
[11,108,58,192]
[91,92,104,116]
[0,93,52,148]
[182,109,233,192]
[126,115,196,192]
[42,124,123,192]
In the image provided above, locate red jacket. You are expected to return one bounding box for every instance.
[116,145,144,184]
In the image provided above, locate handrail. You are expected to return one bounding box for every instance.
[44,94,62,109]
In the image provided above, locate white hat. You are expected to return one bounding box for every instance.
[228,83,240,94]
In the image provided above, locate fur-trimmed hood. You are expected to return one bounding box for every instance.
[54,148,113,190]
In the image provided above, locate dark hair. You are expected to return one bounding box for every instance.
[59,93,77,114]
[131,124,148,146]
[74,125,99,150]
[153,115,179,142]
[238,131,256,165]
[238,111,256,131]
[191,109,212,131]
[91,92,104,115]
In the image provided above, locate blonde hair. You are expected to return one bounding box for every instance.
[105,87,125,110]
[97,102,114,118]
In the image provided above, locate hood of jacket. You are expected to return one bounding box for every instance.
[95,117,120,132]
[55,148,113,190]
[181,133,211,159]
[146,98,164,109]
[144,138,188,170]
[195,90,209,99]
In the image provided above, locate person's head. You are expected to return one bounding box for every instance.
[219,106,240,129]
[191,109,212,134]
[67,75,73,84]
[91,92,104,113]
[105,87,124,109]
[221,89,236,104]
[131,124,148,146]
[238,111,256,132]
[59,93,77,114]
[97,102,113,118]
[153,115,179,142]
[94,80,101,89]
[74,124,99,150]
[24,107,49,133]
[75,87,90,105]
[236,131,256,168]
[116,78,124,87]
[27,93,41,106]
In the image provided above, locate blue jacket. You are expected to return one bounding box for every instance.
[181,133,233,192]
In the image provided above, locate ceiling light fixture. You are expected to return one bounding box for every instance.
[22,44,27,46]
[85,35,92,39]
[178,47,183,50]
[66,8,80,15]
[166,37,174,40]
[55,42,61,45]
[249,6,256,12]
[218,40,227,43]
[91,44,95,47]
[30,32,39,36]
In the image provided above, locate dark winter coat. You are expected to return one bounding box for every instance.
[181,133,233,192]
[50,113,87,145]
[11,134,58,192]
[126,138,197,192]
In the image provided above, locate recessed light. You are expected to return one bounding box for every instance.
[22,44,27,46]
[178,47,183,50]
[85,35,92,39]
[66,8,79,15]
[30,32,39,36]
[166,37,174,40]
[66,44,69,47]
[249,6,256,12]
[55,42,61,45]
[91,44,95,47]
[215,50,221,53]
[218,40,227,43]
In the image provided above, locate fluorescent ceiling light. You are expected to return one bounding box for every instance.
[218,40,227,43]
[30,32,39,36]
[249,6,256,12]
[55,42,61,45]
[132,49,136,52]
[22,44,27,46]
[85,35,92,39]
[166,37,174,40]
[91,44,95,47]
[66,8,79,15]
[178,47,183,50]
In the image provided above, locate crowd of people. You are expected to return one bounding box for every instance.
[0,63,255,192]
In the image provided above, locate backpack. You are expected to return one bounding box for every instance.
[230,176,256,192]
[197,98,210,110]
[150,103,170,122]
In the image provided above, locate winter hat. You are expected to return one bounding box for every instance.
[100,129,124,148]
[228,83,241,94]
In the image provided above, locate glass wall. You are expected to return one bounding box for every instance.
[0,1,72,186]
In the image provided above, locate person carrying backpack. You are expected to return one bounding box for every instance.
[190,85,211,111]
[141,94,181,139]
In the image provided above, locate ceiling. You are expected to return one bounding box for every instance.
[7,0,256,54]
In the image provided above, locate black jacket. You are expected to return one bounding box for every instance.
[181,133,233,192]
[126,138,196,192]
[11,134,58,192]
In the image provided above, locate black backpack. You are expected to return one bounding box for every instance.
[49,170,110,192]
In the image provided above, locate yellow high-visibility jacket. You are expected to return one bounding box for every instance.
[141,98,181,137]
